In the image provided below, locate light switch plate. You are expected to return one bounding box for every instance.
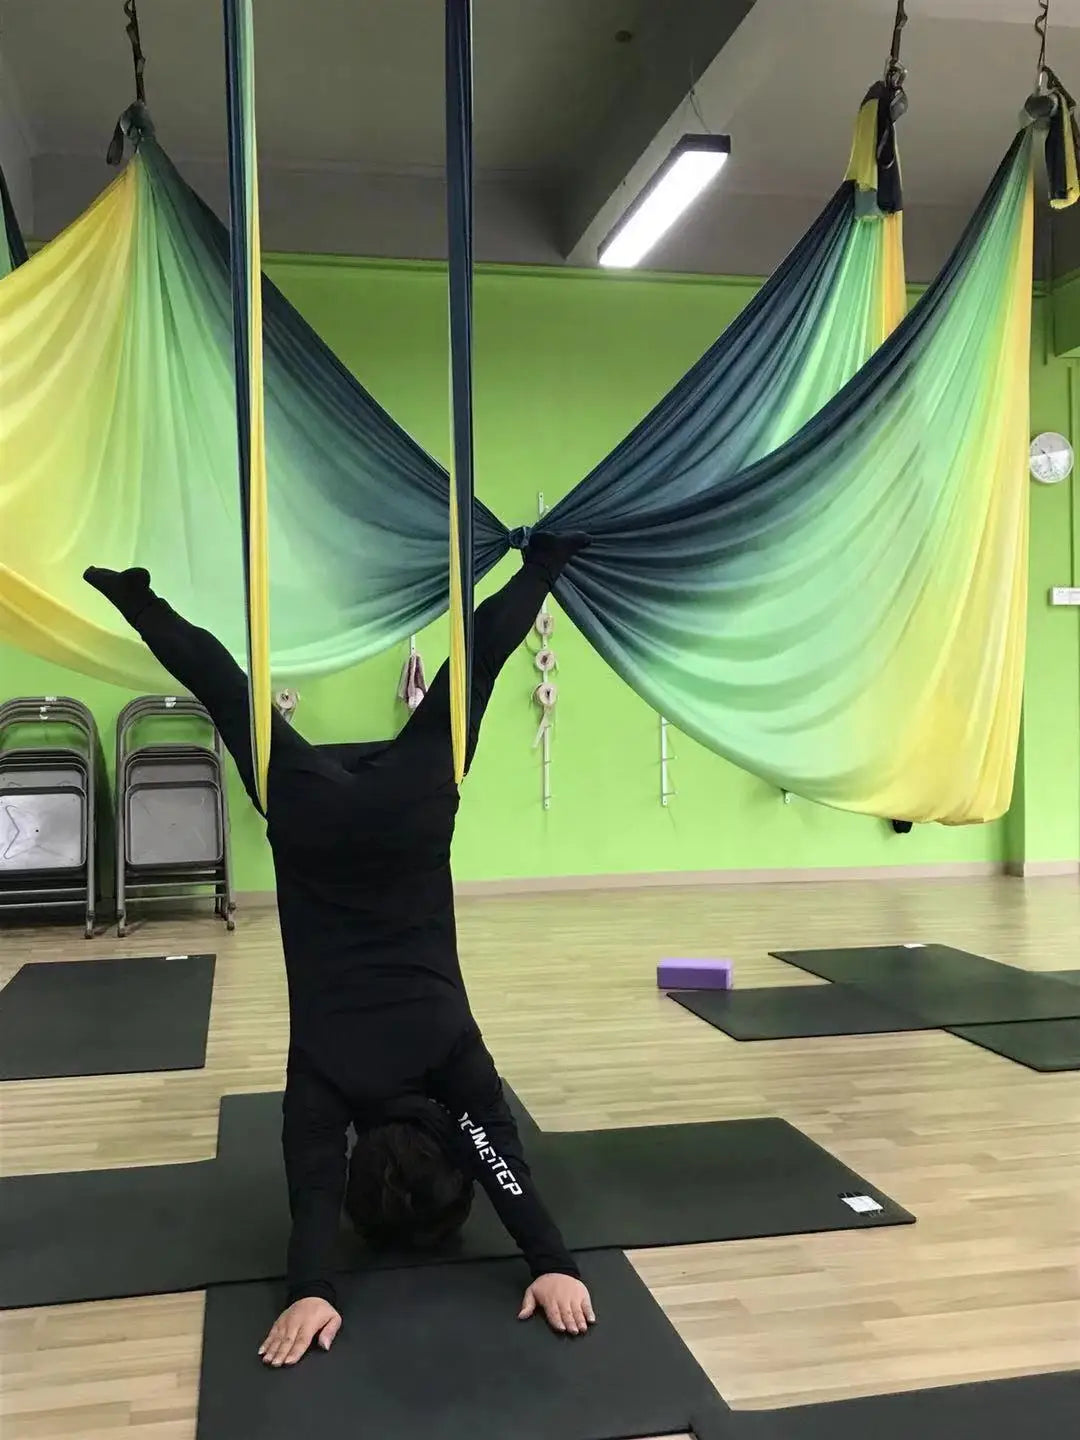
[1049,587,1080,606]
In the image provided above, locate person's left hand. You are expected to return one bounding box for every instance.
[518,1274,596,1335]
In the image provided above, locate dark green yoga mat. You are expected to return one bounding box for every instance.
[772,945,1080,1026]
[0,953,215,1079]
[197,1256,1078,1440]
[671,985,929,1039]
[0,1091,912,1309]
[948,1017,1080,1072]
[736,1369,1080,1438]
[196,1250,735,1440]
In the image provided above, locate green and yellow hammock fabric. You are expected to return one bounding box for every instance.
[1,32,1074,824]
[548,132,1035,825]
[0,92,902,720]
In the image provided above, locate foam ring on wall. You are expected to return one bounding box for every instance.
[535,610,555,638]
[535,648,557,673]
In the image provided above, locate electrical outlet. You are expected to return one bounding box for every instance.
[1049,587,1080,606]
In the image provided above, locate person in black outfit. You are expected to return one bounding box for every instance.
[84,532,593,1366]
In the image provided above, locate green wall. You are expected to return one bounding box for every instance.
[3,260,1078,886]
[1020,304,1080,865]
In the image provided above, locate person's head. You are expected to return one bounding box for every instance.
[345,1118,474,1252]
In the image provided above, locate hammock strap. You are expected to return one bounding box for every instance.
[445,0,476,785]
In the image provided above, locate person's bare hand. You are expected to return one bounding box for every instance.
[258,1297,342,1366]
[518,1274,596,1335]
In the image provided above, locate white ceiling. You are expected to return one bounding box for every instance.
[1,0,660,177]
[565,0,1080,265]
[7,0,1080,183]
[701,0,1080,207]
[4,0,1080,269]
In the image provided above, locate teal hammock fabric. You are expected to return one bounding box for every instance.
[0,164,27,278]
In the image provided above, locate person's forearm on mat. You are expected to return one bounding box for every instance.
[258,1072,351,1368]
[281,1071,351,1306]
[430,1030,595,1334]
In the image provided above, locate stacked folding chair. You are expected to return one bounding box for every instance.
[115,696,235,937]
[0,697,106,937]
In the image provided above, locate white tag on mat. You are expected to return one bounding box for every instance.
[840,1194,883,1214]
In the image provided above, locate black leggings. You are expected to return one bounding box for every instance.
[131,560,556,812]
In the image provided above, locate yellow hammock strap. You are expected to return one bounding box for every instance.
[846,92,883,196]
[447,477,467,783]
[445,0,476,787]
[877,211,907,346]
[845,84,908,346]
[247,170,271,810]
[223,0,271,811]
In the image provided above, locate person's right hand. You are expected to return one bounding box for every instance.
[258,1297,342,1366]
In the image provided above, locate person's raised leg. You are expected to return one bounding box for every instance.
[397,532,590,771]
[84,566,304,810]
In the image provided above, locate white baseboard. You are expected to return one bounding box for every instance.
[451,862,1008,896]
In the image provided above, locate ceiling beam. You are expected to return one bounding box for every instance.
[559,0,758,264]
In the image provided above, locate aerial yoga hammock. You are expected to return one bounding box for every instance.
[0,1,1076,825]
[0,12,907,748]
[0,36,904,691]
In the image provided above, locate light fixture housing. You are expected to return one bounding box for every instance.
[598,133,731,269]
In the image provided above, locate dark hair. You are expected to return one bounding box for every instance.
[345,1120,474,1251]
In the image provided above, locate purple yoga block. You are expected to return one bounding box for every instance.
[657,957,733,991]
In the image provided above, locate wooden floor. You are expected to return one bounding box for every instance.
[1,875,1078,1439]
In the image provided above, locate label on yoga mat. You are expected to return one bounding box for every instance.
[840,1193,883,1214]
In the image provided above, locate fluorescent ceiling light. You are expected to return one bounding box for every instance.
[598,134,731,269]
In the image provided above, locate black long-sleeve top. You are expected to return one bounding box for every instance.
[266,737,577,1309]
